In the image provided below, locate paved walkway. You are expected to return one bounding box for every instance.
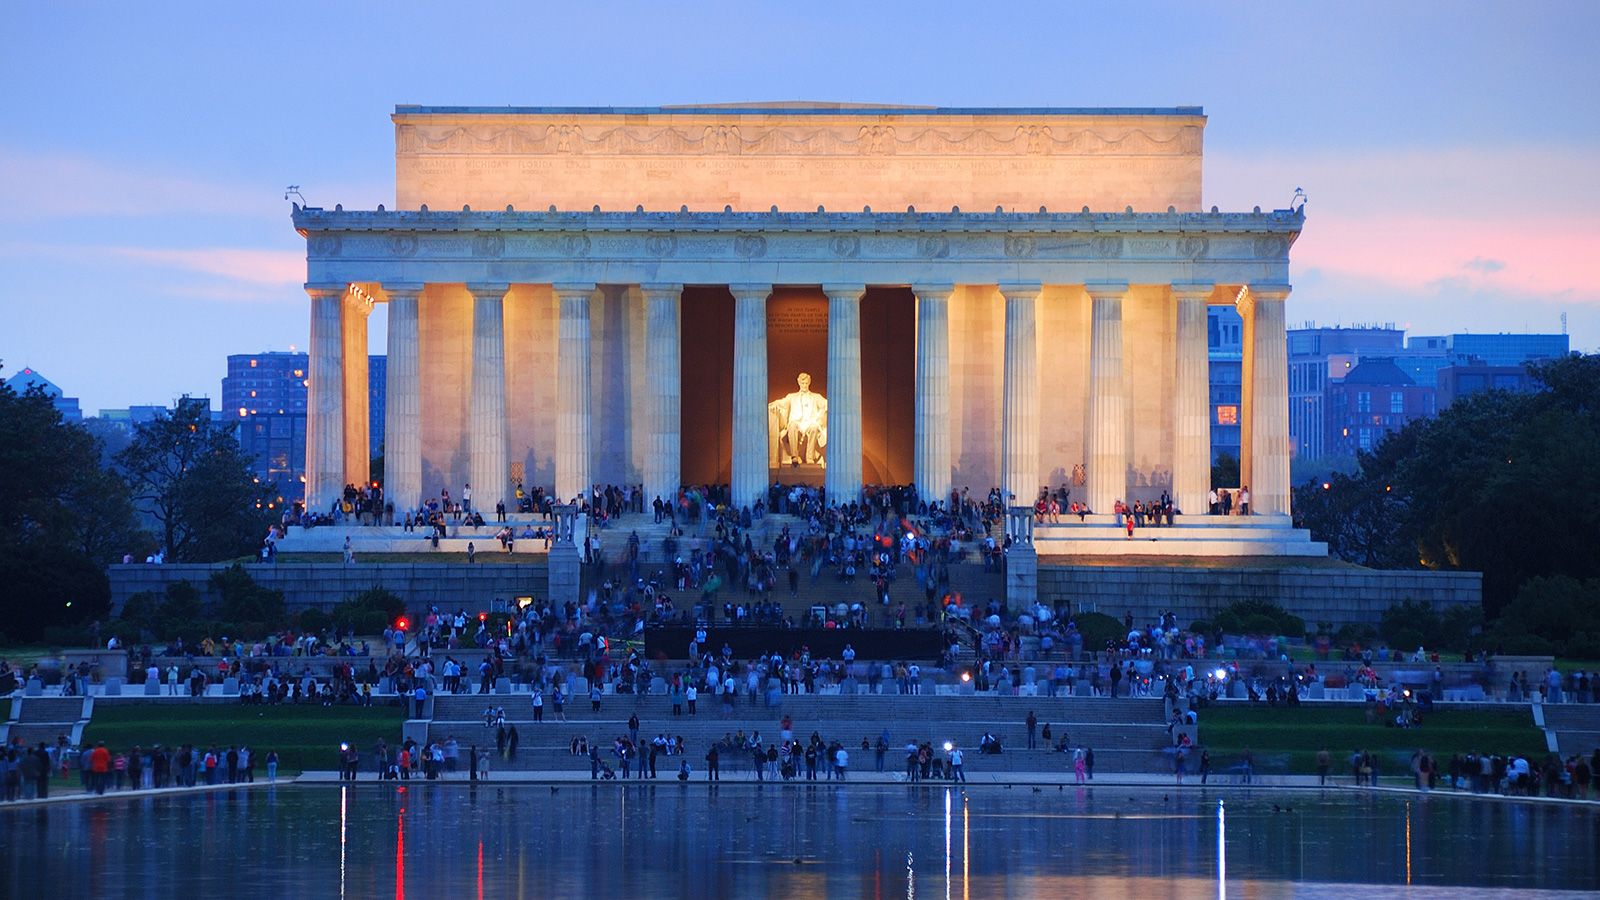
[5,770,1595,810]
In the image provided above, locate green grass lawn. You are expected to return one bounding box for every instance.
[1199,704,1547,775]
[81,704,404,774]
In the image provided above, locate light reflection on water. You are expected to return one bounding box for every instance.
[3,785,1597,898]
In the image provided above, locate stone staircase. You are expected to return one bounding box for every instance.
[589,512,1006,623]
[1543,704,1600,755]
[425,692,1174,773]
[2,696,90,748]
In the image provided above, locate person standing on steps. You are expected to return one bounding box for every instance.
[1026,710,1038,749]
[705,744,720,781]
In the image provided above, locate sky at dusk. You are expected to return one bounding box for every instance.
[3,2,1597,412]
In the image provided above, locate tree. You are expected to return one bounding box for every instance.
[209,564,286,626]
[1211,452,1239,490]
[1296,355,1600,620]
[1395,356,1600,616]
[0,368,144,639]
[116,397,273,562]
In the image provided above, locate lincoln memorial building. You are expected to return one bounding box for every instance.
[292,103,1316,556]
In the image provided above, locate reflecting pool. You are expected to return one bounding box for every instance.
[4,785,1597,897]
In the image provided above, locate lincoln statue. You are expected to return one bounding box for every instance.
[769,372,828,467]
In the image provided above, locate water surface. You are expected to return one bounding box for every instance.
[4,784,1595,897]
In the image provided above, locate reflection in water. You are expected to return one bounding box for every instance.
[1217,799,1226,900]
[943,789,951,900]
[962,794,969,900]
[4,785,1598,897]
[339,786,347,900]
[1406,800,1413,886]
[394,788,405,900]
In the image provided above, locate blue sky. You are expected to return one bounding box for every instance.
[3,1,1596,411]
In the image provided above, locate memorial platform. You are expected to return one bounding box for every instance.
[1035,515,1328,558]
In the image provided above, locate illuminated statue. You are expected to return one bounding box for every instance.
[768,372,827,467]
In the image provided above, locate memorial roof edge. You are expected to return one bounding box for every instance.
[393,104,1205,119]
[291,205,1300,234]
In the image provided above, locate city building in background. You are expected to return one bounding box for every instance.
[1325,357,1436,455]
[1290,326,1569,462]
[1287,325,1405,460]
[1408,332,1570,367]
[1207,306,1242,465]
[221,351,385,501]
[5,366,82,422]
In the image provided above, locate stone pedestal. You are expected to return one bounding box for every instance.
[467,283,510,509]
[1171,284,1213,517]
[384,284,423,515]
[1004,505,1038,611]
[823,284,864,504]
[730,284,770,510]
[1000,283,1041,506]
[555,285,595,504]
[1086,283,1128,515]
[548,503,582,605]
[304,283,347,512]
[912,284,953,505]
[642,284,682,510]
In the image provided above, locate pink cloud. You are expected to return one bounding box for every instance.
[109,246,303,286]
[1291,212,1599,303]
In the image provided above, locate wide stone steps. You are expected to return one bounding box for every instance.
[15,697,89,723]
[430,692,1165,725]
[1034,516,1328,558]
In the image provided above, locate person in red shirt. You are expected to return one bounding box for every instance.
[88,742,112,795]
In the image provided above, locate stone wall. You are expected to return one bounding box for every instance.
[108,563,549,614]
[1038,563,1481,628]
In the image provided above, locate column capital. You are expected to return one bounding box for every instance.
[822,283,866,301]
[1083,281,1129,301]
[1245,283,1292,302]
[381,283,425,301]
[1169,282,1216,301]
[552,282,597,301]
[911,283,955,302]
[464,282,511,299]
[728,283,770,302]
[638,283,683,300]
[997,281,1042,302]
[304,282,348,301]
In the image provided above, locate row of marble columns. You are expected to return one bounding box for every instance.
[302,280,1292,520]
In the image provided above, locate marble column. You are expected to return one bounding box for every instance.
[729,284,770,510]
[1243,284,1293,516]
[913,284,953,506]
[642,283,683,509]
[824,284,865,504]
[341,289,372,490]
[383,283,424,515]
[466,283,510,510]
[1085,282,1129,515]
[554,283,595,505]
[1171,284,1214,518]
[303,282,347,512]
[999,282,1041,507]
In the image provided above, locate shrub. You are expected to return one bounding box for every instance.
[1380,599,1442,651]
[1070,611,1124,649]
[1214,600,1305,638]
[330,588,407,637]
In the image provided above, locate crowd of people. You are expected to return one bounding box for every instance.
[0,739,281,801]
